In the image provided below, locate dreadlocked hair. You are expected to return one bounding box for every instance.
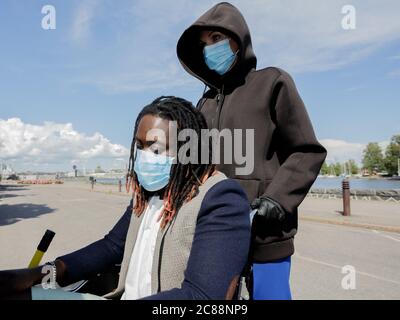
[126,96,215,229]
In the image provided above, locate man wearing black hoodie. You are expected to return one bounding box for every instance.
[177,2,327,299]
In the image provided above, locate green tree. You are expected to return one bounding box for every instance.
[320,161,329,175]
[326,163,340,176]
[328,162,342,176]
[348,159,359,175]
[362,143,384,174]
[384,135,400,176]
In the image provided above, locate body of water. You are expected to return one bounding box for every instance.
[312,177,400,190]
[95,176,400,190]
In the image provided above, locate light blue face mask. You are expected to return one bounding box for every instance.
[134,148,174,192]
[203,39,237,75]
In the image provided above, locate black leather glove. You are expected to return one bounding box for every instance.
[251,197,286,222]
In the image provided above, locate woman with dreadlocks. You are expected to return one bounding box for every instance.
[0,96,251,300]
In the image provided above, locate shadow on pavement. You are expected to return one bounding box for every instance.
[0,184,30,192]
[0,203,55,226]
[0,184,30,203]
[0,194,26,200]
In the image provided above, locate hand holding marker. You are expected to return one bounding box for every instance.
[28,230,55,268]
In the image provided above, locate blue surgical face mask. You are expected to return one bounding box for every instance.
[203,39,237,75]
[134,148,174,192]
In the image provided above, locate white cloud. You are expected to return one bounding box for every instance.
[70,0,99,44]
[320,138,389,165]
[230,0,400,72]
[0,118,128,171]
[80,63,198,94]
[0,119,391,171]
[70,0,205,94]
[68,0,400,93]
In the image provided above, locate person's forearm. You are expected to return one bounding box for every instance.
[55,259,68,286]
[29,267,46,286]
[0,262,66,300]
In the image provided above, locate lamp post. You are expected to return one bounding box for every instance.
[72,165,77,178]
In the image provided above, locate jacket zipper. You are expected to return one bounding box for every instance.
[198,82,225,130]
[215,85,225,130]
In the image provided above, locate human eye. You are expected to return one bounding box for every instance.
[135,140,143,150]
[149,142,166,155]
[212,33,222,43]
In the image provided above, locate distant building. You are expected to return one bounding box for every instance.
[1,163,15,179]
[361,168,368,176]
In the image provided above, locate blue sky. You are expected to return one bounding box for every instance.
[0,0,399,171]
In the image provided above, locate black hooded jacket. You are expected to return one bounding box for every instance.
[177,2,327,262]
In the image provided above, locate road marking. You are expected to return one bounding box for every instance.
[294,252,400,286]
[303,220,377,235]
[372,229,400,243]
[300,215,400,234]
[383,235,400,242]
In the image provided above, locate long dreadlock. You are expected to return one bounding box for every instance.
[126,96,215,229]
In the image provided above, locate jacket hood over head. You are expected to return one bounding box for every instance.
[177,2,257,89]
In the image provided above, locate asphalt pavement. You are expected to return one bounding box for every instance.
[1,182,399,299]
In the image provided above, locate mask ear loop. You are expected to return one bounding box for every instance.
[225,48,240,74]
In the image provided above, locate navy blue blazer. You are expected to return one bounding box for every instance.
[59,179,251,299]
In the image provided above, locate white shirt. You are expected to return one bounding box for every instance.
[121,196,163,300]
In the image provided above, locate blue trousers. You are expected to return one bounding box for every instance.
[252,257,292,300]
